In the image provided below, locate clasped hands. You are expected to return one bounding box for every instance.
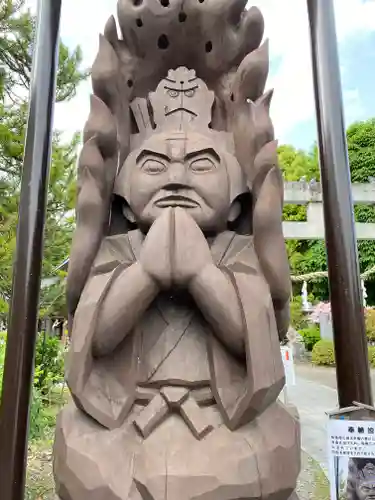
[140,207,214,289]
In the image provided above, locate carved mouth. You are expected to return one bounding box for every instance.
[155,195,199,208]
[165,107,198,117]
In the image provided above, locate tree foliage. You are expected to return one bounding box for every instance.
[0,0,86,316]
[0,0,86,103]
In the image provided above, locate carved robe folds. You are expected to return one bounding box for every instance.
[54,231,300,500]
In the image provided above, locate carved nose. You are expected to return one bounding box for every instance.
[167,162,186,185]
[164,182,188,191]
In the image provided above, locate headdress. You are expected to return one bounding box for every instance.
[113,66,246,205]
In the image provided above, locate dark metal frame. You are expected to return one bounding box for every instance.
[0,1,62,499]
[0,0,372,498]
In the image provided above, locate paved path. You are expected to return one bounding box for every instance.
[285,363,375,471]
[295,363,375,397]
[286,373,337,471]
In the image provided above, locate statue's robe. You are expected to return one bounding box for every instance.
[67,229,285,431]
[54,230,301,500]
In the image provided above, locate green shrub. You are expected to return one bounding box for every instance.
[290,297,308,330]
[366,309,375,342]
[368,346,375,368]
[0,332,65,397]
[312,340,335,366]
[34,332,65,395]
[299,325,321,351]
[0,331,65,441]
[28,387,56,441]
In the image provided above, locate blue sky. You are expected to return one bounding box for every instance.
[290,28,375,151]
[26,0,375,152]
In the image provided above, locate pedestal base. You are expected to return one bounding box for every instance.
[54,401,300,500]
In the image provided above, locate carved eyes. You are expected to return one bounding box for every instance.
[189,157,216,173]
[184,89,195,98]
[141,156,217,175]
[167,89,179,98]
[361,486,375,492]
[167,88,196,98]
[142,159,167,174]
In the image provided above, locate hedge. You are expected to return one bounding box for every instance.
[299,326,321,351]
[312,340,335,366]
[313,340,375,368]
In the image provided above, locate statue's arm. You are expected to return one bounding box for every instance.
[189,263,245,358]
[92,262,159,357]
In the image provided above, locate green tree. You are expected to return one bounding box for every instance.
[0,0,85,103]
[347,119,375,304]
[278,144,319,182]
[280,118,375,303]
[0,0,86,317]
[278,144,327,298]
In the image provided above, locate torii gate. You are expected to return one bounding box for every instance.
[0,1,372,499]
[283,181,375,240]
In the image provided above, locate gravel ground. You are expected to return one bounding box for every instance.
[26,441,55,500]
[297,451,330,500]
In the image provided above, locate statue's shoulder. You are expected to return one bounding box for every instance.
[92,230,142,275]
[219,232,260,274]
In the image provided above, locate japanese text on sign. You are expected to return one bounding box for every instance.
[328,419,375,458]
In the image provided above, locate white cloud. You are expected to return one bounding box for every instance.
[251,0,375,144]
[24,0,117,140]
[54,0,118,140]
[251,0,314,143]
[26,0,375,145]
[344,88,366,124]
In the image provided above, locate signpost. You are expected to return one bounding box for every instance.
[281,346,296,388]
[327,403,375,499]
[281,345,296,405]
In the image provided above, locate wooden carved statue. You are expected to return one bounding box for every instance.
[53,1,301,499]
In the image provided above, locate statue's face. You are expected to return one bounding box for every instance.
[357,481,375,500]
[125,132,232,232]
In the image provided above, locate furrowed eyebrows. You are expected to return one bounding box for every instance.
[185,148,220,162]
[136,149,170,163]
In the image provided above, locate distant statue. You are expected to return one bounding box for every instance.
[53,1,300,499]
[362,279,368,308]
[347,460,375,500]
[301,281,312,311]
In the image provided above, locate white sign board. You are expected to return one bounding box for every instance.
[280,346,296,387]
[327,418,375,499]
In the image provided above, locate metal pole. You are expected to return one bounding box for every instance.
[307,0,372,407]
[0,1,61,499]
